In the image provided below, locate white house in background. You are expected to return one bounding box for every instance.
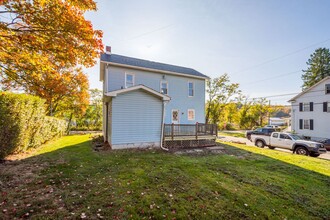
[269,117,287,126]
[289,76,330,140]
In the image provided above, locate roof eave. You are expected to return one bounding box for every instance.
[100,60,209,80]
[105,85,171,101]
[287,76,330,102]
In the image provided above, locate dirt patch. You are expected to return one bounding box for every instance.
[172,144,226,156]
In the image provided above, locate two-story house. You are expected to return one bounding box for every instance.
[289,76,330,140]
[100,47,211,149]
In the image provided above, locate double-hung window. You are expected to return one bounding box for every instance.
[125,73,134,88]
[303,119,310,129]
[303,103,310,111]
[188,109,195,120]
[188,82,194,97]
[325,84,330,94]
[160,81,168,95]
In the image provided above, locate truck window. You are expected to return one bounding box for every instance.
[272,133,278,138]
[280,134,290,139]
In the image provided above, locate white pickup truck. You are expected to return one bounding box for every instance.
[251,132,327,157]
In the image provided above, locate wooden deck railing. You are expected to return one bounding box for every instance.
[163,123,218,140]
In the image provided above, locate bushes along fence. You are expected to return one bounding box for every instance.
[0,92,67,159]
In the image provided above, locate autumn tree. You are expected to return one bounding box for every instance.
[0,0,103,114]
[302,48,330,90]
[205,74,240,125]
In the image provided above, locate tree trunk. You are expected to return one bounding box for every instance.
[66,113,73,135]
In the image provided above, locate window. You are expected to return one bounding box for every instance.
[272,133,279,138]
[303,103,310,111]
[188,109,195,120]
[188,82,194,97]
[172,110,179,123]
[160,81,168,95]
[325,84,330,94]
[303,119,310,129]
[279,134,290,139]
[299,102,313,112]
[299,119,314,130]
[125,73,134,88]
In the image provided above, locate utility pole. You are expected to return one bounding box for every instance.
[268,100,271,125]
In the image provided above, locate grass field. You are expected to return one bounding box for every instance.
[218,131,246,138]
[0,135,329,219]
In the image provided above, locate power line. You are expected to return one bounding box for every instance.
[242,70,301,86]
[247,88,328,100]
[232,37,330,75]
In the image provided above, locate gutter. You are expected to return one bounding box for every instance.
[160,101,169,151]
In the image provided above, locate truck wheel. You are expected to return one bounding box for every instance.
[256,140,265,148]
[268,146,275,150]
[310,153,320,157]
[295,146,309,156]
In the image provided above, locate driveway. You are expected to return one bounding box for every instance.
[218,135,330,160]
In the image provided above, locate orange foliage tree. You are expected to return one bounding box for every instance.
[0,0,103,115]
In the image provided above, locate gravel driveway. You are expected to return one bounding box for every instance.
[218,135,330,160]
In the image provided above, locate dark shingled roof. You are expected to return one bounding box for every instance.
[101,53,209,78]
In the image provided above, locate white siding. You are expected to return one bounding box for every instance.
[111,90,162,145]
[291,78,330,139]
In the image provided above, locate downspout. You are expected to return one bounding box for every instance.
[160,100,169,151]
[105,102,109,142]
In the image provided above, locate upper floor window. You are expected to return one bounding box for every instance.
[323,102,330,112]
[299,102,313,112]
[125,73,134,88]
[188,82,194,97]
[188,109,195,120]
[303,103,310,111]
[326,84,330,94]
[160,81,168,95]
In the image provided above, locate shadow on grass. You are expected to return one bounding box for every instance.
[0,136,329,219]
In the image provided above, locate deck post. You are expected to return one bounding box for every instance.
[195,122,198,140]
[171,123,174,140]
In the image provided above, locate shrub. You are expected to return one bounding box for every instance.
[0,92,67,158]
[70,126,102,131]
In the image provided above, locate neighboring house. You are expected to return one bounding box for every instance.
[100,47,211,149]
[289,76,330,140]
[269,117,288,126]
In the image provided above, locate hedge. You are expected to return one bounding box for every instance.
[0,92,67,159]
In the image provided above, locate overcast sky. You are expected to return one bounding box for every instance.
[84,0,330,105]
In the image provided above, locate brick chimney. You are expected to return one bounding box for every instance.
[105,46,111,55]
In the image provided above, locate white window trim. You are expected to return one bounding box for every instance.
[327,102,330,112]
[160,80,168,95]
[187,109,195,121]
[188,81,195,97]
[125,72,135,88]
[171,109,179,123]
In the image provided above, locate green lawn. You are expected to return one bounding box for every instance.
[218,131,246,138]
[0,135,329,219]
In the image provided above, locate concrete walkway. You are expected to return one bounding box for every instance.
[218,135,330,160]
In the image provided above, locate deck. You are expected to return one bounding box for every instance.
[163,123,218,149]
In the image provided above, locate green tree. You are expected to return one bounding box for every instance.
[205,74,240,125]
[302,48,330,90]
